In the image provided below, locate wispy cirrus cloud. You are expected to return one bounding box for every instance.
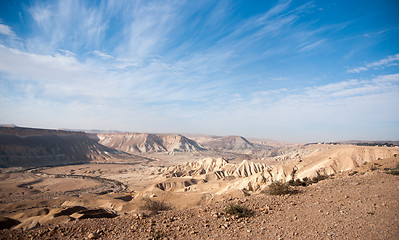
[347,53,399,73]
[0,23,17,38]
[92,50,113,59]
[1,0,398,141]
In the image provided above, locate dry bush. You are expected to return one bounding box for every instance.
[224,203,253,218]
[264,181,292,195]
[289,179,308,186]
[385,163,399,175]
[140,197,171,212]
[150,230,167,240]
[289,174,329,187]
[312,175,328,182]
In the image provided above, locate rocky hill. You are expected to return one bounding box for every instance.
[162,158,269,179]
[154,145,399,193]
[191,135,273,154]
[0,127,124,168]
[97,133,205,154]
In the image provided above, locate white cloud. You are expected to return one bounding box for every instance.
[0,23,17,38]
[299,39,326,52]
[1,39,398,141]
[92,50,113,59]
[59,49,76,56]
[347,66,367,73]
[240,73,399,140]
[1,0,398,141]
[347,53,399,73]
[0,44,224,104]
[367,54,399,68]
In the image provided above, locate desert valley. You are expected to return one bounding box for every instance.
[0,125,398,239]
[1,0,398,239]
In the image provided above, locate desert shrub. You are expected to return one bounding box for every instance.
[288,179,308,186]
[348,171,358,176]
[224,203,253,218]
[150,230,167,240]
[385,163,399,175]
[289,174,329,187]
[265,181,291,195]
[140,197,171,212]
[311,175,328,183]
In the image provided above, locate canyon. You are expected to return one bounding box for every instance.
[0,126,398,239]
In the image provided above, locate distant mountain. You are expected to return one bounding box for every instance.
[0,127,124,168]
[190,135,274,153]
[202,136,253,150]
[97,133,205,154]
[0,124,17,128]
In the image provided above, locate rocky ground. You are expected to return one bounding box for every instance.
[1,158,398,240]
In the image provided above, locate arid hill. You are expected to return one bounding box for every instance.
[189,135,273,154]
[154,145,399,194]
[0,127,133,168]
[1,126,399,239]
[97,133,205,154]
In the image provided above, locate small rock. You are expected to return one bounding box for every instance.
[25,220,40,230]
[88,232,99,239]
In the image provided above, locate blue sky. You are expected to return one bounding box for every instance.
[0,0,398,142]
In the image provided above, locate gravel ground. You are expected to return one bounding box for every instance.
[1,160,398,240]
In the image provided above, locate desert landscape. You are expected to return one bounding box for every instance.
[0,125,398,239]
[1,1,398,239]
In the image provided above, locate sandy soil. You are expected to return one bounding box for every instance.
[1,157,398,239]
[1,145,398,239]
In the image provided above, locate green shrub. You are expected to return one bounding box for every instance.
[224,203,253,218]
